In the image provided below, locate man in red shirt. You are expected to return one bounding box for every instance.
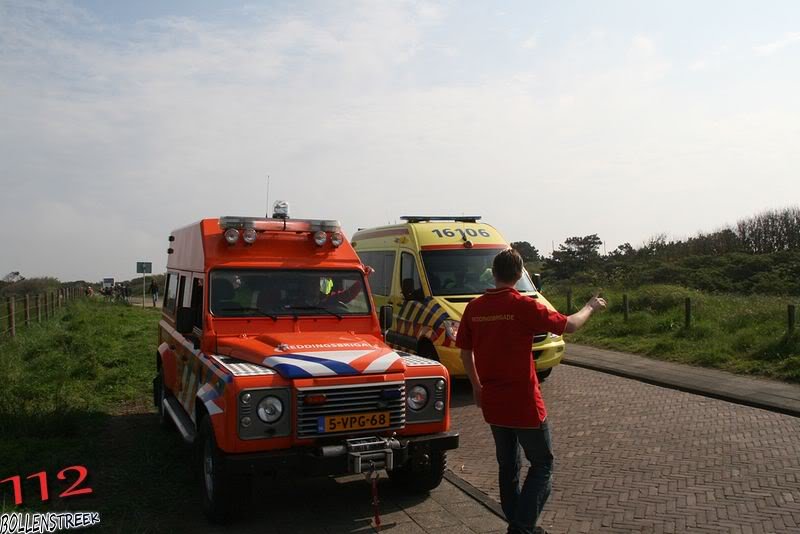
[456,249,606,534]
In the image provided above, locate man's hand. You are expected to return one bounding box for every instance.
[587,294,607,312]
[564,294,608,333]
[472,384,482,409]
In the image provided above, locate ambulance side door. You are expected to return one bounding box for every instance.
[359,249,396,312]
[388,249,427,352]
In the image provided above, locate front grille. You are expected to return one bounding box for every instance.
[296,382,406,439]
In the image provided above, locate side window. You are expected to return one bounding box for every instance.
[177,275,188,310]
[379,251,396,296]
[400,252,424,302]
[164,273,179,314]
[360,251,396,296]
[190,277,204,331]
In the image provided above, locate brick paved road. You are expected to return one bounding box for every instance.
[176,474,508,533]
[448,365,800,533]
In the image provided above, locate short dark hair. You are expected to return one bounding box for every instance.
[492,248,523,284]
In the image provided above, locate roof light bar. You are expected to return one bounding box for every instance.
[272,200,290,219]
[400,216,482,223]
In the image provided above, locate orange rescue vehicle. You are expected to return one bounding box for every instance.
[154,202,458,522]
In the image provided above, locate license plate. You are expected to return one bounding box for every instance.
[318,411,391,433]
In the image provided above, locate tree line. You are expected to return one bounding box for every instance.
[511,206,800,295]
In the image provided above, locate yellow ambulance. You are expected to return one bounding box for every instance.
[352,216,565,380]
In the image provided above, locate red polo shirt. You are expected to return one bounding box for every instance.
[455,287,568,428]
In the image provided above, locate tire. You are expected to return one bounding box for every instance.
[417,341,440,362]
[389,449,446,493]
[154,366,173,429]
[198,415,233,524]
[536,368,553,383]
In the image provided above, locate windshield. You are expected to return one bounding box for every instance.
[420,249,536,296]
[210,269,371,317]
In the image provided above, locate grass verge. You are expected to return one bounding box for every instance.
[0,299,196,532]
[546,284,800,382]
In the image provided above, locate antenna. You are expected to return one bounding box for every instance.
[265,175,270,217]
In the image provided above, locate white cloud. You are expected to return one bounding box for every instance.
[629,34,655,58]
[754,32,800,56]
[521,35,537,50]
[689,59,706,71]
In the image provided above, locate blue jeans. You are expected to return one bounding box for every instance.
[490,422,554,534]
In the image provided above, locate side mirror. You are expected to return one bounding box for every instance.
[379,305,393,331]
[532,273,542,292]
[176,306,193,335]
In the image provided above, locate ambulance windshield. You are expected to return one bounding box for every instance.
[210,269,371,317]
[420,249,536,296]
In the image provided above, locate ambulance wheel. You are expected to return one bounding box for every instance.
[418,342,439,362]
[198,415,233,524]
[389,449,446,493]
[536,368,552,383]
[155,366,173,429]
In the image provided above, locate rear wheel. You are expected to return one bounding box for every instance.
[154,366,173,429]
[389,449,446,493]
[198,415,233,524]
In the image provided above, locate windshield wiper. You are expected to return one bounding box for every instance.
[284,305,343,320]
[221,307,278,321]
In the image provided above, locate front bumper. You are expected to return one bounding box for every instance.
[222,431,459,476]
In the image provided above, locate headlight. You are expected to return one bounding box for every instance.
[330,232,343,247]
[257,396,284,423]
[313,231,327,246]
[224,228,240,245]
[443,320,460,340]
[407,385,429,411]
[242,227,257,244]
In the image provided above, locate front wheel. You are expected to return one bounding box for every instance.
[536,368,553,383]
[388,449,446,493]
[198,416,232,524]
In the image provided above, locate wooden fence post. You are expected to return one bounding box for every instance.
[789,304,796,333]
[37,294,42,322]
[7,297,15,338]
[45,293,50,319]
[566,289,573,314]
[623,294,629,322]
[24,295,31,327]
[684,297,692,329]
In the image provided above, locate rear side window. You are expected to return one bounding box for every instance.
[359,251,396,296]
[400,252,424,302]
[190,277,204,331]
[164,273,179,314]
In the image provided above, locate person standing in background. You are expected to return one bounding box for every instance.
[150,279,159,307]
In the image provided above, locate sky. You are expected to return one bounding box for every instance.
[1,0,799,281]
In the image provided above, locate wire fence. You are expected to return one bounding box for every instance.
[0,286,84,338]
